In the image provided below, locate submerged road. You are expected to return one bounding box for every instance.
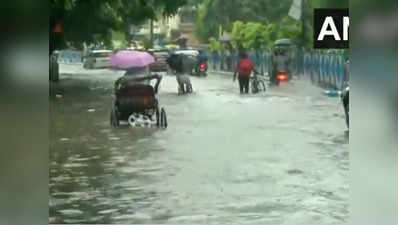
[50,64,348,224]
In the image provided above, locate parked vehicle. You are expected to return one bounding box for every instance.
[149,50,169,72]
[173,49,199,57]
[83,50,112,69]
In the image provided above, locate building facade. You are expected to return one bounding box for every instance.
[129,5,199,46]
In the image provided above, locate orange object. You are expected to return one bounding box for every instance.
[277,72,288,81]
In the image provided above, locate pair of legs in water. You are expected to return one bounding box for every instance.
[176,73,192,94]
[238,76,249,94]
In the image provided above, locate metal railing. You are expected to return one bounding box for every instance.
[204,49,348,90]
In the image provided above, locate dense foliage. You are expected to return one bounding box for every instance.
[195,0,348,49]
[50,0,187,53]
[230,18,301,50]
[195,0,293,42]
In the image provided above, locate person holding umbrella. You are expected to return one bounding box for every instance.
[111,50,162,93]
[166,53,193,94]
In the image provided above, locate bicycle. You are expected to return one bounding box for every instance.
[251,73,266,94]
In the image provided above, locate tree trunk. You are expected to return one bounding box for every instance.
[150,20,154,49]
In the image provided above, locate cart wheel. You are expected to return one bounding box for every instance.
[110,107,119,127]
[160,108,167,128]
[251,81,258,94]
[128,114,137,127]
[156,107,160,127]
[177,86,182,95]
[345,106,349,128]
[187,84,193,93]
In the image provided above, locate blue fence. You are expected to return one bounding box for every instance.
[205,49,348,90]
[306,50,348,90]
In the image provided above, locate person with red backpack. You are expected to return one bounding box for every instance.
[233,52,259,94]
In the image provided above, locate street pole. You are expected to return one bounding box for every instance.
[150,19,154,49]
[300,0,308,76]
[301,0,307,48]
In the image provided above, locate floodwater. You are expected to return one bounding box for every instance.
[50,64,348,224]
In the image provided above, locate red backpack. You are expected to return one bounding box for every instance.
[238,59,253,76]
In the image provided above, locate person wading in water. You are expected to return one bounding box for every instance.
[233,52,259,94]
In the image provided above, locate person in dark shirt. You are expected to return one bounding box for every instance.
[166,53,193,94]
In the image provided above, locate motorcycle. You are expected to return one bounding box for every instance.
[270,71,289,86]
[195,62,208,77]
[269,39,295,86]
[341,85,349,128]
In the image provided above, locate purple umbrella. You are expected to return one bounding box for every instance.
[110,50,155,70]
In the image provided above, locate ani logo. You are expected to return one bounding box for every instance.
[314,9,349,49]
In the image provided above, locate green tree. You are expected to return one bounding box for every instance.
[195,0,349,47]
[264,25,279,46]
[242,22,267,50]
[231,21,245,50]
[111,30,128,49]
[325,0,348,8]
[276,17,301,41]
[140,38,152,50]
[230,19,300,51]
[208,37,222,52]
[50,0,188,54]
[195,0,293,42]
[195,0,220,42]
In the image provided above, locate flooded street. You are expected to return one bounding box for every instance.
[50,64,348,224]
